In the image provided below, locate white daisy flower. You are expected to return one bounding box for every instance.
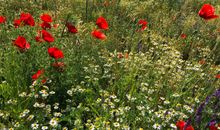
[49,118,58,127]
[41,126,48,130]
[153,123,161,130]
[31,123,39,129]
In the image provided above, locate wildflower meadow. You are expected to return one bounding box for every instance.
[0,0,220,130]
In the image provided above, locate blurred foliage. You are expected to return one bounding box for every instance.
[0,0,220,129]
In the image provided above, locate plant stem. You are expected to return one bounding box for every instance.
[86,0,89,21]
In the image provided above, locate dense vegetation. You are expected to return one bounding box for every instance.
[0,0,220,129]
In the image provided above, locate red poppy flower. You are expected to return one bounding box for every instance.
[40,14,52,23]
[48,47,64,59]
[91,29,106,40]
[96,16,109,30]
[216,74,220,79]
[0,16,6,24]
[176,120,194,130]
[13,19,21,28]
[42,30,54,43]
[40,22,51,29]
[32,69,44,80]
[20,12,35,26]
[181,34,187,39]
[66,23,78,33]
[209,125,218,130]
[138,19,148,30]
[185,126,195,130]
[13,36,30,50]
[176,120,185,130]
[198,4,219,20]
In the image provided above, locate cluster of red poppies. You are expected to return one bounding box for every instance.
[32,14,64,81]
[176,120,194,130]
[91,16,109,40]
[176,120,220,130]
[13,12,35,27]
[40,14,52,29]
[0,13,68,82]
[90,16,148,40]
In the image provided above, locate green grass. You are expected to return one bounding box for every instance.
[0,0,220,129]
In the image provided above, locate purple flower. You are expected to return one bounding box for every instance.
[195,103,204,124]
[205,96,211,104]
[213,89,220,98]
[195,96,211,125]
[206,120,217,128]
[194,89,219,127]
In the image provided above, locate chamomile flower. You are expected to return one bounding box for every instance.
[19,92,27,97]
[41,126,48,130]
[170,123,177,129]
[14,122,20,127]
[39,89,49,97]
[27,115,34,121]
[153,123,161,129]
[54,112,62,117]
[67,90,73,96]
[33,102,40,108]
[49,118,58,127]
[122,125,130,130]
[62,127,68,130]
[31,123,39,129]
[49,91,55,95]
[113,122,120,128]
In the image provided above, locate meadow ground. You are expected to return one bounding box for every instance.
[0,0,220,129]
